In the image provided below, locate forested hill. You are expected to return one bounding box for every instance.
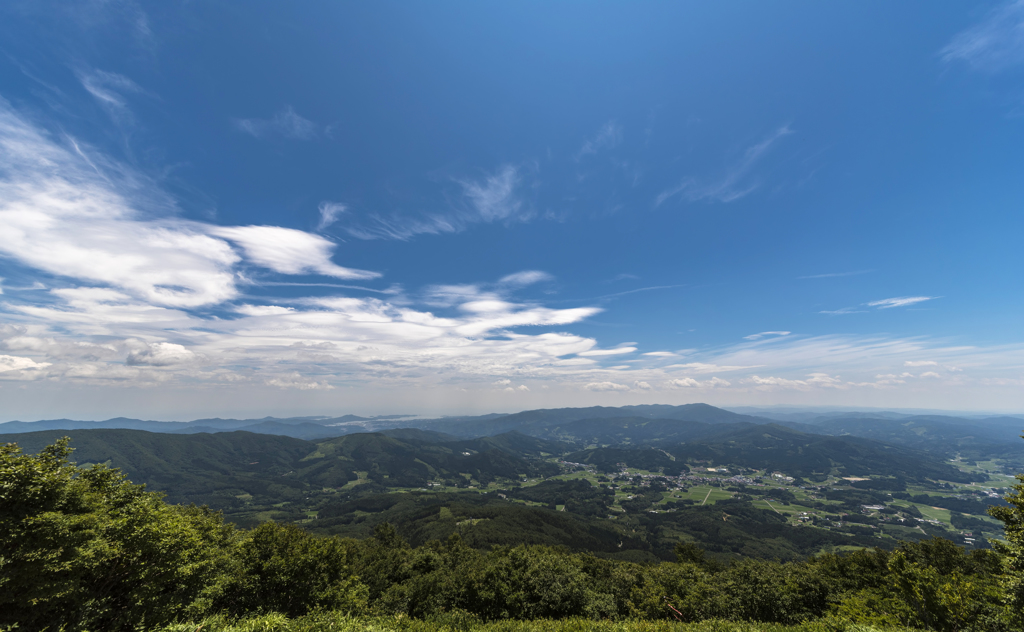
[4,418,1002,557]
[0,428,561,506]
[415,403,767,437]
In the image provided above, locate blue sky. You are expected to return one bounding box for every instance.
[1,1,1023,419]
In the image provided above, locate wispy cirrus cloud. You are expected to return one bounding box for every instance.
[655,125,793,207]
[578,346,636,357]
[821,296,937,315]
[941,1,1024,72]
[799,270,873,279]
[457,164,524,222]
[499,270,553,287]
[867,296,937,309]
[743,331,791,341]
[3,92,1024,412]
[589,284,688,301]
[317,201,346,230]
[341,213,459,241]
[233,106,321,140]
[0,95,377,310]
[340,164,529,241]
[575,121,622,160]
[78,69,147,126]
[666,362,757,373]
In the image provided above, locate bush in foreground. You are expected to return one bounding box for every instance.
[154,613,908,632]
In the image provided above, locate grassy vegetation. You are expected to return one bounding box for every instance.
[155,614,913,632]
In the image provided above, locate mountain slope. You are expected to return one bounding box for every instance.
[415,404,771,437]
[662,424,983,483]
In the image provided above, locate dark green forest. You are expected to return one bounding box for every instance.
[4,434,1024,632]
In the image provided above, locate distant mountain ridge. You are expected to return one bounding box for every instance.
[0,414,397,439]
[0,404,766,440]
[3,404,1022,461]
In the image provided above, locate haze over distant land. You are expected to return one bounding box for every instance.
[1,3,1023,419]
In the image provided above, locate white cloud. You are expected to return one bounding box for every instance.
[655,125,792,206]
[0,354,51,373]
[667,376,731,388]
[799,270,872,279]
[584,381,630,392]
[341,213,459,241]
[266,374,335,390]
[0,101,242,307]
[920,371,942,379]
[79,69,146,125]
[5,96,1024,411]
[668,377,699,388]
[0,97,619,395]
[342,165,527,241]
[517,384,530,392]
[941,1,1024,72]
[499,270,553,287]
[125,342,195,366]
[633,380,652,390]
[578,347,636,357]
[821,296,937,315]
[805,373,845,388]
[493,379,511,386]
[0,98,378,312]
[608,273,639,282]
[317,201,346,230]
[233,106,320,140]
[575,121,622,160]
[667,376,730,388]
[423,283,492,308]
[749,375,810,390]
[743,331,791,341]
[458,165,523,222]
[904,360,938,367]
[666,362,755,373]
[867,296,936,309]
[870,373,914,387]
[210,225,379,280]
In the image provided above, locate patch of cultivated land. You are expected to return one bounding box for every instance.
[214,447,1010,550]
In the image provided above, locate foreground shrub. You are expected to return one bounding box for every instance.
[154,614,909,632]
[212,522,368,617]
[0,438,236,631]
